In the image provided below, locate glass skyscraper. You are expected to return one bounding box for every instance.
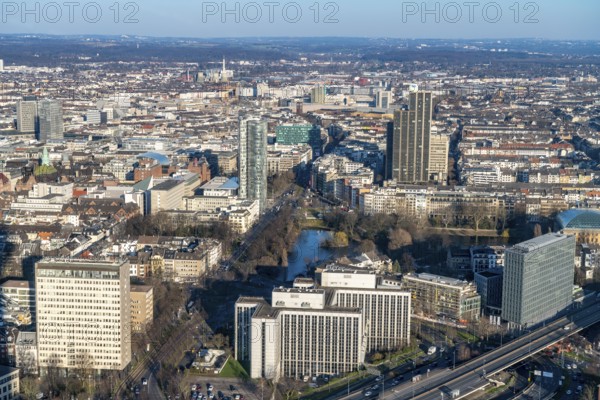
[238,117,267,213]
[501,233,575,328]
[38,99,64,142]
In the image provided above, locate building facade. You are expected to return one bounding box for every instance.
[501,233,575,327]
[238,118,268,213]
[37,99,64,142]
[130,285,154,332]
[35,259,132,371]
[403,272,481,322]
[386,91,433,183]
[16,99,37,134]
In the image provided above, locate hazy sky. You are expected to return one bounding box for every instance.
[1,0,598,39]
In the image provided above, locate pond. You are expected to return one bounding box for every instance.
[285,229,347,281]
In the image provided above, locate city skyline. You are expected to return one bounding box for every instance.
[0,0,598,40]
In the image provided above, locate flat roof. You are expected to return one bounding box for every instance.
[151,180,182,191]
[510,233,571,253]
[0,280,34,290]
[130,285,153,293]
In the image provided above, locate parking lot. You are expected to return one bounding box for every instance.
[181,376,262,400]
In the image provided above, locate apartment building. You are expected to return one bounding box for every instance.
[130,285,154,332]
[403,272,481,322]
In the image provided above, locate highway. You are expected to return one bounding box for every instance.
[338,300,600,400]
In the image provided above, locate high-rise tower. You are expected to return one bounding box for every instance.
[386,89,433,183]
[238,117,268,213]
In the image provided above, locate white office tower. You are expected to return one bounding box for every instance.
[235,267,411,379]
[0,59,4,71]
[17,99,37,133]
[35,259,132,371]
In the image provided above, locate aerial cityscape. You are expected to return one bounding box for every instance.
[0,4,599,400]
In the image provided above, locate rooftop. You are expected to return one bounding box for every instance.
[510,233,572,253]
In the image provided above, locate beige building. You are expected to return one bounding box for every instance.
[35,259,132,371]
[130,285,154,332]
[428,133,449,184]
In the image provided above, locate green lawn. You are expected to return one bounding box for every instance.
[219,358,249,379]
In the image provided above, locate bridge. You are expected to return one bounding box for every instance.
[342,298,600,400]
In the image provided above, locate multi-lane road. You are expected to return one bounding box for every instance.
[338,300,600,400]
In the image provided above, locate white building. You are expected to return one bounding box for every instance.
[235,269,411,379]
[35,259,132,371]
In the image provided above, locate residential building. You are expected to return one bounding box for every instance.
[35,259,132,371]
[130,285,153,332]
[501,233,575,328]
[402,272,481,322]
[0,366,19,400]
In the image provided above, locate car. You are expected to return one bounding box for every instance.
[134,386,140,395]
[391,380,399,386]
[375,375,383,382]
[566,390,572,395]
[364,392,373,398]
[192,385,197,391]
[208,384,214,391]
[229,385,236,391]
[142,378,148,385]
[218,391,224,399]
[208,395,214,400]
[233,395,241,400]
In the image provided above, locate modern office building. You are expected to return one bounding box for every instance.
[275,124,322,157]
[375,90,393,108]
[0,59,4,71]
[310,85,326,104]
[428,133,449,184]
[16,98,37,134]
[386,90,433,183]
[37,99,64,142]
[474,269,503,313]
[402,272,481,322]
[238,117,268,213]
[35,259,132,371]
[501,233,575,328]
[235,268,411,379]
[239,288,364,380]
[324,269,411,352]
